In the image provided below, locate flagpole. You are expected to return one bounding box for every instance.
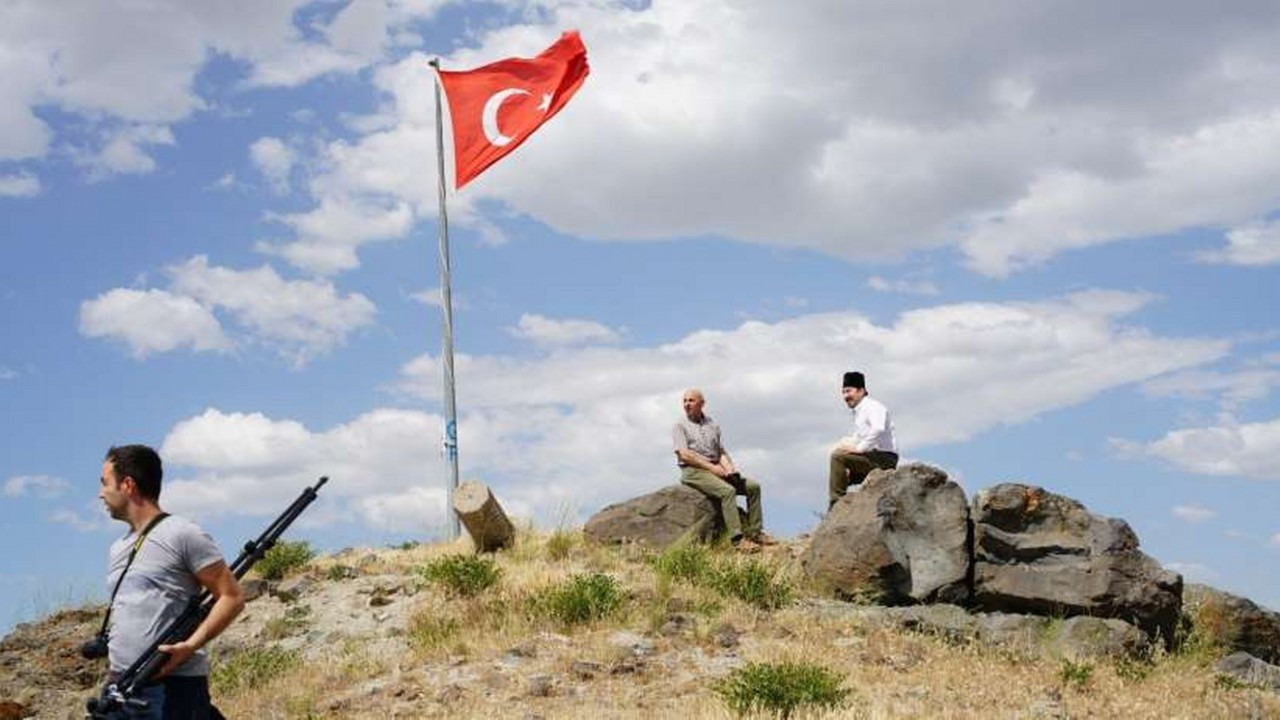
[429,58,460,541]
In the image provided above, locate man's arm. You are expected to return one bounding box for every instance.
[718,449,737,476]
[675,448,729,477]
[156,560,244,676]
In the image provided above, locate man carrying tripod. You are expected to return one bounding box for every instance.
[96,444,244,718]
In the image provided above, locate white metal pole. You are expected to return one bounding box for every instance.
[429,58,460,541]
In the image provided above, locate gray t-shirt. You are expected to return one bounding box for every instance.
[106,514,224,676]
[672,414,723,466]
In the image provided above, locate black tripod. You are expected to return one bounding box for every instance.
[87,476,329,718]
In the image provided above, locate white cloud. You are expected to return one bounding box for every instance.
[49,508,106,532]
[867,275,940,296]
[250,137,297,194]
[508,313,621,347]
[210,172,238,190]
[1271,533,1280,549]
[151,290,1228,528]
[1172,504,1217,523]
[73,124,177,180]
[80,256,376,365]
[167,256,378,365]
[159,407,450,530]
[410,286,469,310]
[79,288,232,358]
[1123,417,1280,480]
[260,197,416,274]
[3,475,69,499]
[1197,221,1280,266]
[0,0,452,168]
[0,172,41,198]
[1143,366,1280,410]
[8,2,1280,272]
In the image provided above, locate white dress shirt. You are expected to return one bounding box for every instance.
[836,395,897,453]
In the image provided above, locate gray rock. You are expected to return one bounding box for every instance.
[270,576,314,604]
[887,604,979,644]
[801,464,971,604]
[1185,584,1280,664]
[971,483,1182,644]
[527,673,554,697]
[975,613,1049,651]
[1047,616,1150,660]
[1213,652,1280,691]
[570,660,605,679]
[607,630,655,657]
[584,485,721,549]
[240,578,267,603]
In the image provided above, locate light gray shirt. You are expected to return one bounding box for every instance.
[106,514,224,676]
[673,414,723,466]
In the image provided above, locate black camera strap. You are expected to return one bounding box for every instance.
[95,513,170,640]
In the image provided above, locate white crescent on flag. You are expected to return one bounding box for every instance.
[481,88,530,146]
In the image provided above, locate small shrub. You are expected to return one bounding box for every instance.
[418,553,501,597]
[389,540,420,551]
[545,529,578,561]
[211,646,301,694]
[653,542,713,584]
[715,661,850,719]
[1214,673,1255,691]
[255,540,315,581]
[408,612,461,652]
[537,573,625,626]
[711,558,793,610]
[325,564,358,581]
[1112,656,1153,683]
[1059,659,1094,689]
[261,604,312,640]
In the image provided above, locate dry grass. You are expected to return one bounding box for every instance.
[208,530,1280,719]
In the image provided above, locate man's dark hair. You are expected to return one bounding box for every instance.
[842,371,866,389]
[105,444,163,502]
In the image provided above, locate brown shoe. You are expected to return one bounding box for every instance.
[753,532,779,546]
[733,537,761,553]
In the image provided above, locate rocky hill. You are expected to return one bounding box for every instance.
[1,526,1278,719]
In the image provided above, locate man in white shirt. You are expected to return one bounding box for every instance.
[829,371,898,510]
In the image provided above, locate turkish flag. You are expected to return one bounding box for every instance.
[437,31,590,189]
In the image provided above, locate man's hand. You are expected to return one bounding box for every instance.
[155,639,197,678]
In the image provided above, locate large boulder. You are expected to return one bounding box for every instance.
[971,483,1182,643]
[584,485,721,549]
[801,464,971,604]
[1185,584,1280,664]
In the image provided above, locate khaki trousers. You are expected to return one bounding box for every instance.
[680,467,762,540]
[829,448,899,509]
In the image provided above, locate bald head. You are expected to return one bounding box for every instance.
[682,388,706,421]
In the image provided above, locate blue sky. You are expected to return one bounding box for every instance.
[4,0,1280,633]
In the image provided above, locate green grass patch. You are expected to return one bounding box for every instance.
[535,573,626,626]
[1059,659,1094,689]
[407,611,461,652]
[654,543,792,611]
[417,553,501,597]
[255,540,315,581]
[261,604,312,640]
[545,529,578,561]
[211,646,301,694]
[715,661,851,719]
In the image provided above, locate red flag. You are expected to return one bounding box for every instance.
[437,31,589,189]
